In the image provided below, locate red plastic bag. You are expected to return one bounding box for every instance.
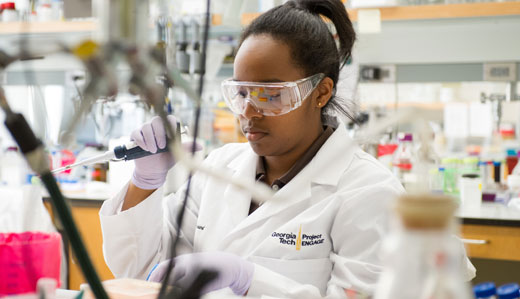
[0,232,61,295]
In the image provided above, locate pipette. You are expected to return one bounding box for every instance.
[51,141,169,174]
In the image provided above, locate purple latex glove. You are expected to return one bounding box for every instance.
[130,116,177,190]
[148,252,255,296]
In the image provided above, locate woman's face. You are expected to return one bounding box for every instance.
[233,34,330,157]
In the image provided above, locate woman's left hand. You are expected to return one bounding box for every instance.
[148,252,255,296]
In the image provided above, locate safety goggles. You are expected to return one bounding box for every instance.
[221,73,325,117]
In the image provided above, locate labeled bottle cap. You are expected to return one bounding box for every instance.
[397,132,412,142]
[507,149,518,156]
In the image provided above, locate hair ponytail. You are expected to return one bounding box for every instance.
[239,0,357,122]
[292,0,356,66]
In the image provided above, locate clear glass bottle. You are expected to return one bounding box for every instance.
[374,194,473,299]
[392,133,414,187]
[473,282,497,299]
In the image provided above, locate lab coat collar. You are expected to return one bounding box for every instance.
[307,121,357,186]
[225,120,356,186]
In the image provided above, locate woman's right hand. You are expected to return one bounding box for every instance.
[130,116,177,190]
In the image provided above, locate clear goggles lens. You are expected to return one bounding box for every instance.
[221,73,325,117]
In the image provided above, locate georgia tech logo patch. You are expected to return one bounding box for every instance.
[271,225,325,250]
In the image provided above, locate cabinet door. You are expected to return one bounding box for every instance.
[68,204,115,289]
[44,201,115,289]
[461,224,520,262]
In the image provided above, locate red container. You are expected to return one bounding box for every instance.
[507,156,518,175]
[377,144,398,158]
[0,232,61,295]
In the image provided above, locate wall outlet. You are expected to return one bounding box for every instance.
[483,63,517,81]
[360,64,396,83]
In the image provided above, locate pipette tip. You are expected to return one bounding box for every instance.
[51,166,71,174]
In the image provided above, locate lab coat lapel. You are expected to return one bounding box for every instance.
[221,148,258,227]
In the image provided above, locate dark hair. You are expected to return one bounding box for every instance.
[239,0,357,123]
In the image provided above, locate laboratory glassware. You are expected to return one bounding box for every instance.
[374,194,473,299]
[392,133,414,186]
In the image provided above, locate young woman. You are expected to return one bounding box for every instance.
[100,0,469,297]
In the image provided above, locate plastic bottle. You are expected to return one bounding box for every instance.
[0,147,29,186]
[392,133,414,187]
[479,161,490,189]
[506,149,519,175]
[497,283,520,299]
[50,0,62,20]
[506,174,520,205]
[473,282,497,299]
[36,0,52,21]
[442,157,460,195]
[378,143,398,170]
[461,157,479,176]
[429,167,445,194]
[14,0,29,20]
[1,2,18,22]
[459,173,482,211]
[373,194,473,299]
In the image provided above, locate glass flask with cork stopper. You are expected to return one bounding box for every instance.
[374,194,473,299]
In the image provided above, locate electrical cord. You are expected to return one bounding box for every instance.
[157,1,211,298]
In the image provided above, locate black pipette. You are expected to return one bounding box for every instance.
[51,141,170,174]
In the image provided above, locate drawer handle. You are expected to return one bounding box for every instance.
[462,238,489,245]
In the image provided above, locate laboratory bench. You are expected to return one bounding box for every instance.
[42,192,520,289]
[457,203,520,285]
[458,203,520,263]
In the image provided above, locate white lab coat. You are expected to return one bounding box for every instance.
[100,123,406,298]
